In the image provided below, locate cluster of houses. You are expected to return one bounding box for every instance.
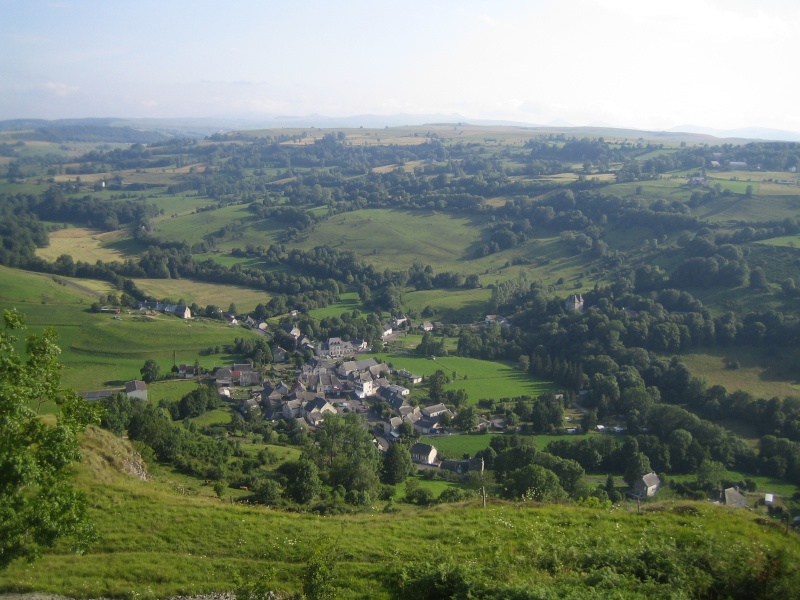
[230,355,452,436]
[134,301,192,319]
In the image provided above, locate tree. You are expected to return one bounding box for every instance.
[303,546,339,600]
[504,464,566,501]
[140,359,160,383]
[695,459,726,489]
[314,413,382,496]
[623,451,652,487]
[605,474,621,503]
[454,405,479,431]
[581,409,598,432]
[284,459,321,504]
[749,267,768,290]
[0,309,102,570]
[382,442,414,484]
[427,369,448,403]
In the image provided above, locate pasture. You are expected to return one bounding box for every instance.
[151,203,264,245]
[368,353,555,402]
[307,292,365,320]
[428,433,499,458]
[147,379,204,405]
[402,287,492,323]
[758,234,800,248]
[289,208,487,271]
[286,207,591,290]
[148,194,219,220]
[0,265,112,305]
[394,474,460,501]
[0,266,262,391]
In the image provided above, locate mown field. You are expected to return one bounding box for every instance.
[2,426,799,599]
[675,346,800,401]
[36,227,135,263]
[133,278,272,313]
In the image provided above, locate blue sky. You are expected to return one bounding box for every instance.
[2,0,799,133]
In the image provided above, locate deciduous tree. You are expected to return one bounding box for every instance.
[0,310,102,570]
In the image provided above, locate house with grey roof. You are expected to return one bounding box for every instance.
[410,442,438,465]
[317,336,354,358]
[422,403,449,418]
[441,456,484,475]
[633,472,661,497]
[723,487,748,508]
[124,380,148,401]
[282,399,304,420]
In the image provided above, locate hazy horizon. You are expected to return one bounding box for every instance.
[3,0,799,134]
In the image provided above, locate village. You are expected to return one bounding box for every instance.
[80,303,771,507]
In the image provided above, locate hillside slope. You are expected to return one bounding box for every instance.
[2,427,799,599]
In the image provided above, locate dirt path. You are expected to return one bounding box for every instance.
[56,277,106,300]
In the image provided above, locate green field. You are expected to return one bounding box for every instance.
[403,287,492,322]
[290,209,486,269]
[428,433,499,458]
[306,292,365,320]
[147,379,204,404]
[36,227,136,263]
[368,353,555,402]
[151,203,269,245]
[0,266,262,391]
[759,234,800,248]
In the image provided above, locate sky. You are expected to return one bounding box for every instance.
[2,0,799,133]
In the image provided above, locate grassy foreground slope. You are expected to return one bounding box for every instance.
[2,427,799,599]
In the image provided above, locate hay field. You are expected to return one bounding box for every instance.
[133,278,272,312]
[36,227,134,262]
[672,346,800,400]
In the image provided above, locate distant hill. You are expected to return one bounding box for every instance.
[3,115,798,143]
[0,118,169,143]
[670,123,800,142]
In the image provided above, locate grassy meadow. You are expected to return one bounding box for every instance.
[0,265,262,391]
[290,209,487,270]
[2,426,799,599]
[306,292,364,320]
[428,433,499,457]
[286,208,591,289]
[368,352,555,402]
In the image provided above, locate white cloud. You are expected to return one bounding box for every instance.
[42,81,79,97]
